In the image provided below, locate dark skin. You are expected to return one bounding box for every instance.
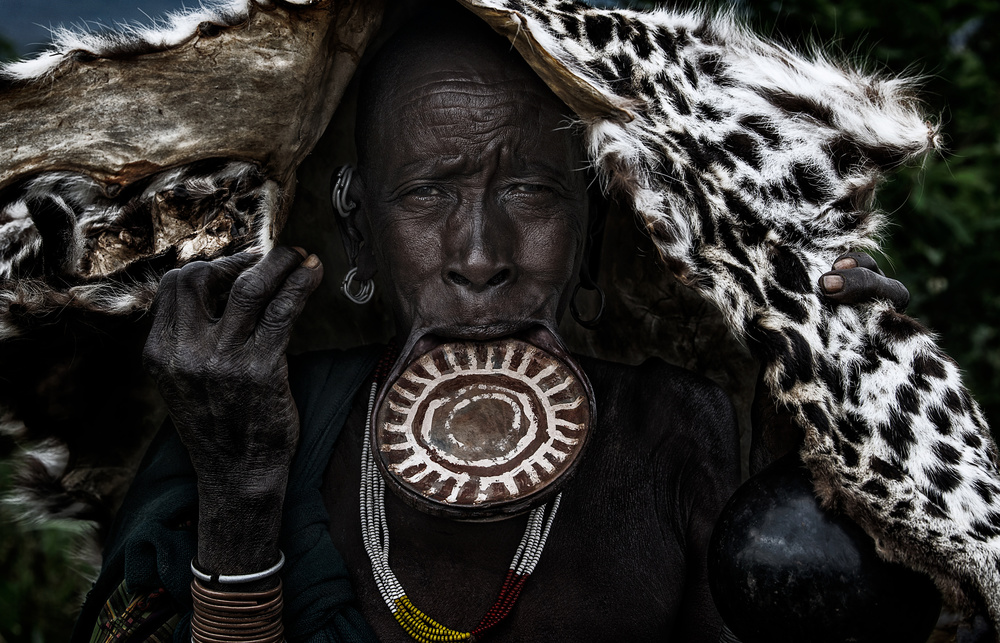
[141,28,911,641]
[346,59,589,345]
[326,353,738,641]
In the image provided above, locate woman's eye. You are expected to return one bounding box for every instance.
[511,183,549,194]
[407,185,443,197]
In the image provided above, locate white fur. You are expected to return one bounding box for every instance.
[0,0,994,628]
[0,0,250,81]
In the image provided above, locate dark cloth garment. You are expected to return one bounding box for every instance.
[72,345,382,643]
[89,583,179,642]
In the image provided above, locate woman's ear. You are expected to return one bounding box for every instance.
[334,167,377,281]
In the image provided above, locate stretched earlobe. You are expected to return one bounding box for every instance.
[570,280,605,328]
[570,184,609,329]
[342,266,375,304]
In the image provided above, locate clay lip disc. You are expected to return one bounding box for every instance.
[374,337,592,519]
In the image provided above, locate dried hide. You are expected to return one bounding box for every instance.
[0,0,383,338]
[0,0,383,533]
[1,0,999,634]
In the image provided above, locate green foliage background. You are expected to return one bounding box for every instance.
[747,0,1000,436]
[0,450,95,642]
[0,1,998,640]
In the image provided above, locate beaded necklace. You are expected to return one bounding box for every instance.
[361,348,563,642]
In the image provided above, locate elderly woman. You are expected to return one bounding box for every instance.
[74,10,908,643]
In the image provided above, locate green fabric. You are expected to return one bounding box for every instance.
[72,345,381,643]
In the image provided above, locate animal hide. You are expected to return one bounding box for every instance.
[457,0,1000,628]
[1,0,998,632]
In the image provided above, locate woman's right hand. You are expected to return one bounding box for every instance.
[142,246,323,576]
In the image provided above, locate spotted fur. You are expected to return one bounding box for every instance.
[460,0,1000,627]
[0,161,279,340]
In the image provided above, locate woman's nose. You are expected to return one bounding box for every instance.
[445,253,512,291]
[442,204,517,292]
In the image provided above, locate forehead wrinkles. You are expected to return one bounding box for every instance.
[405,74,564,122]
[386,78,573,161]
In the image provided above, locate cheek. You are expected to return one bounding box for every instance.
[516,217,585,285]
[374,221,443,289]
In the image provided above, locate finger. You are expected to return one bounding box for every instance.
[173,253,259,337]
[143,268,180,375]
[218,246,309,341]
[255,254,324,350]
[176,253,259,312]
[819,269,909,310]
[833,251,884,276]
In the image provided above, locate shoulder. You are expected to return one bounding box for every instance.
[637,357,737,428]
[580,354,738,453]
[579,354,740,510]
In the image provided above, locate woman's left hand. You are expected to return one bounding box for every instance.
[818,251,909,311]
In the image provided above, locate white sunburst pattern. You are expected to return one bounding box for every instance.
[375,339,590,507]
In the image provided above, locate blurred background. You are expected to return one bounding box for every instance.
[0,0,997,640]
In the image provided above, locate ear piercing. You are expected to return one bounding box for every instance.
[342,266,375,304]
[332,165,375,304]
[331,165,356,218]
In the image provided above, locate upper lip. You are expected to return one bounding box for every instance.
[385,320,568,395]
[419,320,536,342]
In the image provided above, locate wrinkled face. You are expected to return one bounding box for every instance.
[354,50,589,346]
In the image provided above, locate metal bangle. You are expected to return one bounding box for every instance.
[190,550,285,584]
[342,266,375,304]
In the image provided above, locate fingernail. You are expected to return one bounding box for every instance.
[302,254,321,269]
[822,274,844,293]
[292,246,308,258]
[833,257,857,270]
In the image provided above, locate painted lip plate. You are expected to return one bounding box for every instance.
[373,336,593,521]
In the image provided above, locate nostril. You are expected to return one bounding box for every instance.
[486,269,510,287]
[446,268,511,289]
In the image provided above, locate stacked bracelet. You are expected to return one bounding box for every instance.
[191,577,284,643]
[190,551,285,584]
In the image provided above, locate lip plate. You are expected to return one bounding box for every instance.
[371,326,595,521]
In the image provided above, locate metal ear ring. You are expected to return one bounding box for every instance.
[342,266,375,304]
[332,165,356,217]
[570,282,605,329]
